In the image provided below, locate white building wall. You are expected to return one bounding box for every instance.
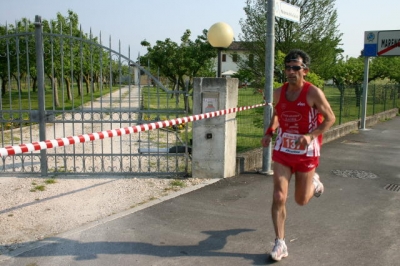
[212,50,247,76]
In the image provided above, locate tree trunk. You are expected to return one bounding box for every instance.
[51,77,60,107]
[12,74,22,92]
[1,78,7,96]
[179,78,192,113]
[83,75,90,94]
[354,84,362,107]
[31,77,37,92]
[170,78,178,99]
[75,74,82,97]
[64,77,72,100]
[184,93,191,113]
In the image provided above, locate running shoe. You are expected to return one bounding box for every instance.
[313,172,324,197]
[270,238,288,261]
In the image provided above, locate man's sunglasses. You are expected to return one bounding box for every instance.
[284,65,305,71]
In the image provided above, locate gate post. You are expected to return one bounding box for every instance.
[34,15,48,176]
[192,78,238,178]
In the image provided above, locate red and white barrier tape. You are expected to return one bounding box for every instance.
[0,103,270,157]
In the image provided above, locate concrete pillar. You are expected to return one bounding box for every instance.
[192,77,238,178]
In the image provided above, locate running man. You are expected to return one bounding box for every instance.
[261,49,336,261]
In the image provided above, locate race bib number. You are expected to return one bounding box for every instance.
[279,133,307,155]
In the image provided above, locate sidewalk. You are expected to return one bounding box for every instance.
[1,117,399,266]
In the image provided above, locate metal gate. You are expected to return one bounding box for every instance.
[0,16,191,177]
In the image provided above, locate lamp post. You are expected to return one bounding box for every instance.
[207,22,234,78]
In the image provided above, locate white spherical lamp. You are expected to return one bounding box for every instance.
[207,22,234,77]
[207,22,234,48]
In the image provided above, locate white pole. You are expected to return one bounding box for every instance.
[360,56,370,129]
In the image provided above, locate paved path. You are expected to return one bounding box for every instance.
[1,117,399,265]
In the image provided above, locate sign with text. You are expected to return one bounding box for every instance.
[364,30,400,56]
[275,0,300,23]
[377,31,400,56]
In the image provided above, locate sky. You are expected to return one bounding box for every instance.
[1,0,400,59]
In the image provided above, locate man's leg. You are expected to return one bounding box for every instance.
[270,162,291,261]
[271,162,292,239]
[294,169,316,206]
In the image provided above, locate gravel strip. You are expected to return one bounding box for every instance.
[0,176,214,254]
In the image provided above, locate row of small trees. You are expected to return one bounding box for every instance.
[0,10,131,107]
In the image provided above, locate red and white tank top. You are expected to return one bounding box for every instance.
[273,82,323,157]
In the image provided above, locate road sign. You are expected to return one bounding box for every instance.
[377,31,400,56]
[364,30,400,56]
[275,0,300,23]
[361,30,400,130]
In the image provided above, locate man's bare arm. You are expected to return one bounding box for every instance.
[307,85,336,138]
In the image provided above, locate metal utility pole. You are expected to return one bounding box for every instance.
[261,0,275,175]
[34,15,48,176]
[360,56,370,129]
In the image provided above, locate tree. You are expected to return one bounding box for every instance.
[0,19,35,96]
[385,57,400,83]
[238,0,343,84]
[0,23,10,96]
[40,10,108,106]
[0,10,127,109]
[42,11,88,106]
[332,56,400,86]
[332,57,364,86]
[140,29,216,112]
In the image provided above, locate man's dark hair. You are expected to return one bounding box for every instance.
[284,49,311,69]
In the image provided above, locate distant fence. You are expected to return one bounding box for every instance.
[325,83,399,125]
[236,83,399,152]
